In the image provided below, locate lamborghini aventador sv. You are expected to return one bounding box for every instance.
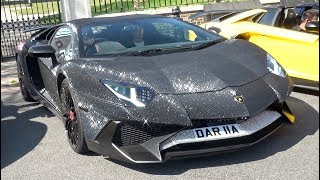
[15,15,295,163]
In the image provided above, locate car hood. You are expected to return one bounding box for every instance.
[82,39,269,94]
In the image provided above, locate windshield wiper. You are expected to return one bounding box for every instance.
[137,48,163,55]
[121,48,163,56]
[116,40,225,56]
[192,39,225,50]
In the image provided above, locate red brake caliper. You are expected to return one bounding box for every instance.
[69,110,75,121]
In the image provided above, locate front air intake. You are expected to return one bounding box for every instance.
[112,122,184,146]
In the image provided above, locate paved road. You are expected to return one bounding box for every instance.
[1,87,319,180]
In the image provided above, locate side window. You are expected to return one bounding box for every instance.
[294,7,305,16]
[251,12,266,23]
[50,27,73,61]
[257,10,277,26]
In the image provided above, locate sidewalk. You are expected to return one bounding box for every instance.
[1,57,19,87]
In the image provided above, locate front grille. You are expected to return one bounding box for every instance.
[162,117,285,158]
[112,122,184,146]
[191,104,282,128]
[191,118,247,128]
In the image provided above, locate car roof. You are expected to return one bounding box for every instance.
[67,14,165,27]
[295,3,318,8]
[263,7,281,11]
[280,0,318,7]
[220,9,267,24]
[188,10,240,20]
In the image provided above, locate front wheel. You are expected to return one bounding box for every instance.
[60,79,89,154]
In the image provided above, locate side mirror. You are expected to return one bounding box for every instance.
[28,44,56,58]
[305,21,319,34]
[208,26,221,34]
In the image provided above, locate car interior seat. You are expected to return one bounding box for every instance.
[282,8,297,29]
[101,27,120,42]
[95,41,126,55]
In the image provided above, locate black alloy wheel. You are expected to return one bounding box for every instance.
[60,79,89,154]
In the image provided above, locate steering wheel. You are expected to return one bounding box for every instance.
[84,37,106,55]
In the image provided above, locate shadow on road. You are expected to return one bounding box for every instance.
[109,96,319,175]
[1,92,54,169]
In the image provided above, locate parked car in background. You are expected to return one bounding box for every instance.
[191,2,319,27]
[200,5,319,90]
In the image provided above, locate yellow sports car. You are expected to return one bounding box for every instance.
[200,8,319,90]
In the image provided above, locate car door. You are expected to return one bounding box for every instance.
[37,26,74,107]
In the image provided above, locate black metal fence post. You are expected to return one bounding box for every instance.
[27,0,32,7]
[1,0,62,59]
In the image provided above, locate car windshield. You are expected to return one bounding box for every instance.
[79,17,223,57]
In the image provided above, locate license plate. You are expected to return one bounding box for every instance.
[193,124,242,140]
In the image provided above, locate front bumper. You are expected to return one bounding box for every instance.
[87,108,292,163]
[76,72,293,163]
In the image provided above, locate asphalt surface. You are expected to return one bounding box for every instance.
[1,87,319,180]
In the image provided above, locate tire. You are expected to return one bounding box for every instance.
[16,58,35,102]
[60,78,89,154]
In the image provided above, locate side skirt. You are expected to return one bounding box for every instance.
[29,86,65,126]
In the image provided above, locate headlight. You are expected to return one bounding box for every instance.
[267,53,286,78]
[101,80,156,107]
